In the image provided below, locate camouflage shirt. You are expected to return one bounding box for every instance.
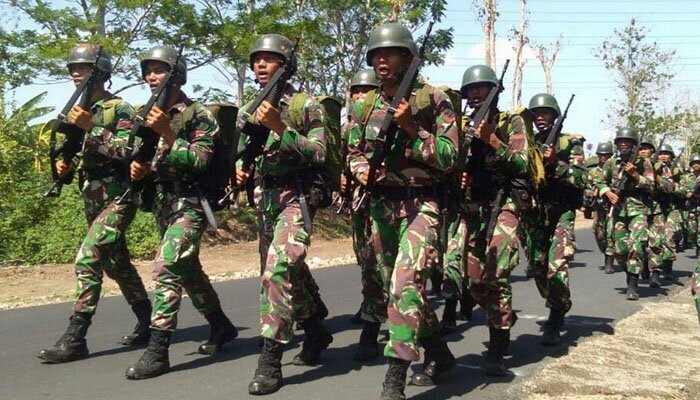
[150,93,218,183]
[597,154,654,217]
[535,132,586,205]
[586,164,607,209]
[236,86,326,177]
[346,86,459,187]
[651,159,676,214]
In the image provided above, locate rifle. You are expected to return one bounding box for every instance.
[44,46,105,197]
[544,94,575,152]
[652,133,668,164]
[354,22,434,211]
[116,45,185,206]
[336,135,353,214]
[217,39,300,207]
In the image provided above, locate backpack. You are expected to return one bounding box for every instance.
[180,102,239,211]
[497,107,546,191]
[288,93,343,192]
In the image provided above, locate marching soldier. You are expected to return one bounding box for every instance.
[681,155,700,257]
[346,22,458,399]
[657,144,683,280]
[38,44,151,364]
[125,46,237,380]
[638,139,666,287]
[587,142,616,273]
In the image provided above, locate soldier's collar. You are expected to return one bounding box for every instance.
[169,92,193,113]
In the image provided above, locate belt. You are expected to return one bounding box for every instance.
[374,185,441,201]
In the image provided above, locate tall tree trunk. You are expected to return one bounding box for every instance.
[534,38,561,94]
[511,0,528,108]
[237,0,256,106]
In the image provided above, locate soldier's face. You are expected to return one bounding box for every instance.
[69,63,92,87]
[598,153,611,164]
[533,108,556,132]
[351,85,375,101]
[659,153,672,163]
[252,52,283,86]
[143,61,172,93]
[616,139,633,154]
[371,48,410,81]
[465,83,492,106]
[639,146,653,158]
[692,162,700,172]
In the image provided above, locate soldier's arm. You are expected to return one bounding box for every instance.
[346,98,370,182]
[163,104,217,173]
[597,159,613,196]
[403,89,458,172]
[656,164,676,194]
[495,113,529,175]
[635,158,654,193]
[84,100,136,161]
[551,144,586,189]
[274,97,326,165]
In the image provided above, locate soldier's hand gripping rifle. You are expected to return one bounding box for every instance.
[217,40,300,207]
[117,45,185,205]
[608,135,643,219]
[544,94,575,154]
[354,22,434,211]
[44,46,105,197]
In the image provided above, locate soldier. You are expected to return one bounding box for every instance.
[343,69,380,326]
[587,142,615,273]
[239,34,332,396]
[658,144,684,279]
[38,44,151,364]
[681,155,700,257]
[638,139,666,287]
[346,23,458,399]
[595,127,654,300]
[460,64,532,375]
[525,93,587,345]
[124,46,237,380]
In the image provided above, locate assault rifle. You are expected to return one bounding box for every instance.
[354,22,434,210]
[44,46,105,197]
[336,136,353,214]
[117,45,185,206]
[217,39,300,207]
[544,94,575,152]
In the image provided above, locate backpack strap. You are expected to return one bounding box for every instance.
[288,92,309,133]
[101,98,122,129]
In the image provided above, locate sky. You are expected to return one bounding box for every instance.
[8,0,700,157]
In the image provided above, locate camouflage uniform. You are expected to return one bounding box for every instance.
[525,135,586,317]
[654,160,679,268]
[72,95,149,315]
[667,162,686,250]
[146,93,223,332]
[681,171,699,248]
[236,87,327,343]
[587,162,614,256]
[347,86,459,361]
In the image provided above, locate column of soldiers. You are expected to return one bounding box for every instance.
[35,21,699,400]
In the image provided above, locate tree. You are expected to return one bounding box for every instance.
[509,0,528,108]
[533,37,561,95]
[473,0,497,69]
[595,18,675,137]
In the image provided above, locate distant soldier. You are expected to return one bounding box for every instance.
[239,34,333,396]
[595,127,654,300]
[38,44,151,364]
[657,144,683,280]
[681,155,700,257]
[461,64,532,376]
[525,93,587,345]
[347,22,458,399]
[638,139,666,287]
[587,142,615,273]
[124,46,237,380]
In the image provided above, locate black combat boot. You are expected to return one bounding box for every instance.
[313,294,329,320]
[380,358,410,400]
[640,259,650,282]
[119,300,152,346]
[626,272,639,301]
[198,306,238,355]
[649,270,661,288]
[292,316,333,366]
[353,321,380,362]
[125,329,171,380]
[604,255,614,274]
[662,260,674,281]
[440,298,458,334]
[541,308,565,346]
[482,327,509,376]
[410,334,456,386]
[458,290,476,321]
[249,338,284,395]
[38,312,92,363]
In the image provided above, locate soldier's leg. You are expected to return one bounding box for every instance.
[528,215,552,303]
[646,214,665,287]
[440,216,467,332]
[593,211,608,254]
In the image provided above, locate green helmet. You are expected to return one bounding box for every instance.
[365,23,418,66]
[140,46,187,84]
[639,137,656,152]
[528,93,561,116]
[67,44,112,74]
[350,69,379,89]
[658,143,675,157]
[614,126,638,144]
[249,34,296,70]
[596,142,614,155]
[690,154,700,165]
[460,65,498,97]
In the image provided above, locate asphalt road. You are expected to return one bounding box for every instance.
[0,227,695,400]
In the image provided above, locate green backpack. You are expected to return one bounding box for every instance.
[288,93,343,192]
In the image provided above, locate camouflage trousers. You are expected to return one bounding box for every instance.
[667,209,683,246]
[467,197,521,330]
[352,195,384,323]
[442,213,469,301]
[593,208,614,256]
[524,207,576,313]
[150,191,221,332]
[692,259,700,323]
[611,213,650,275]
[73,177,148,315]
[259,186,318,343]
[686,210,699,247]
[660,211,677,262]
[369,196,441,361]
[644,213,666,270]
